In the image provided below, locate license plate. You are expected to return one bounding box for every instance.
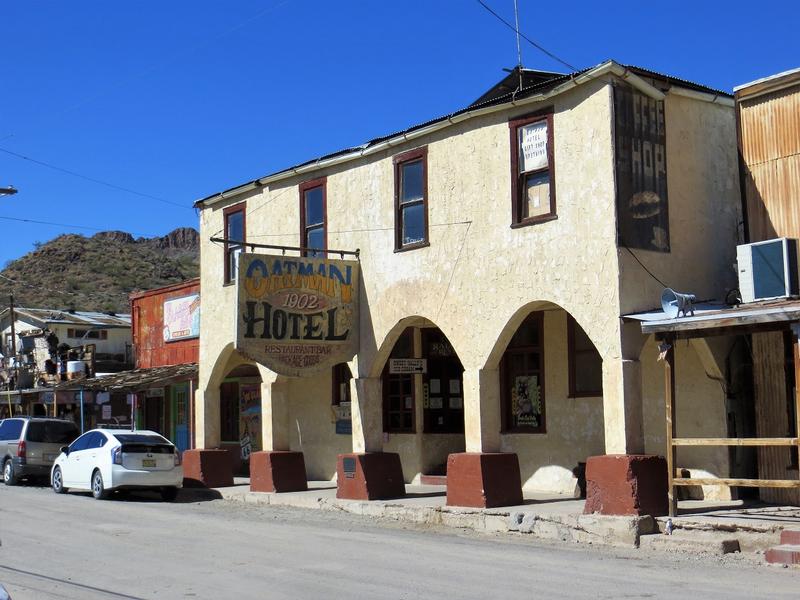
[44,454,57,461]
[142,459,156,468]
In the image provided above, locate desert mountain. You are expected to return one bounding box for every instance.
[0,227,199,313]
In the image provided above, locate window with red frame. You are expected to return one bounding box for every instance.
[223,204,245,284]
[501,312,546,433]
[509,112,556,226]
[394,148,428,251]
[300,178,326,257]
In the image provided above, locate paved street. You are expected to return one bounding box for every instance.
[1,483,799,600]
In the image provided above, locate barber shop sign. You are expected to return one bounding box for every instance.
[236,253,360,376]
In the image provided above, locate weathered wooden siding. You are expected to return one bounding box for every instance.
[752,331,799,504]
[131,279,200,369]
[738,82,800,242]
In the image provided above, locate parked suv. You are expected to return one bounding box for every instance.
[1,417,80,485]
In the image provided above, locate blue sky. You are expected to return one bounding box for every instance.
[1,1,797,266]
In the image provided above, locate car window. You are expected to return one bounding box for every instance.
[69,432,94,452]
[26,421,80,444]
[0,419,24,441]
[93,432,108,448]
[114,434,171,445]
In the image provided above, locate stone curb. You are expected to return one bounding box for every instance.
[218,489,655,548]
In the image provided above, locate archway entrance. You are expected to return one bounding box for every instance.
[379,322,465,482]
[219,364,262,476]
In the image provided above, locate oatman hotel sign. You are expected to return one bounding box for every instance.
[236,253,360,377]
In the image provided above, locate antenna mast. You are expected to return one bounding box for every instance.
[513,0,524,91]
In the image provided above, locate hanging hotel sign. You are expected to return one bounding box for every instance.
[236,253,360,377]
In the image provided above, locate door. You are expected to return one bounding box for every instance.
[171,383,190,453]
[62,431,98,488]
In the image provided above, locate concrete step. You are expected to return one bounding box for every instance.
[780,529,800,545]
[639,532,740,555]
[765,544,800,565]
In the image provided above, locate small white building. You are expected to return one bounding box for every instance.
[0,307,132,373]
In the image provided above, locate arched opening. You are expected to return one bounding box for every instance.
[491,302,604,496]
[219,363,262,476]
[378,319,465,482]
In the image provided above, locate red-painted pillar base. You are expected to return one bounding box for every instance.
[250,451,308,493]
[182,449,234,488]
[584,454,668,516]
[446,452,523,508]
[336,453,405,500]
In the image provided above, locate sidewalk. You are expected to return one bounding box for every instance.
[201,478,800,558]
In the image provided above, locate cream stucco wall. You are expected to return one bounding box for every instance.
[195,73,740,493]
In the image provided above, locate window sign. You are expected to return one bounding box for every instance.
[389,358,427,374]
[239,384,261,460]
[512,375,542,428]
[519,122,549,173]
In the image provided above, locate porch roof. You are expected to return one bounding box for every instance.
[623,298,800,339]
[53,363,198,393]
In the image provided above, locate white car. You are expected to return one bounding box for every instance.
[51,429,183,501]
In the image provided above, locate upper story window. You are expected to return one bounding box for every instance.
[223,203,246,284]
[300,178,326,257]
[509,112,556,226]
[394,147,428,251]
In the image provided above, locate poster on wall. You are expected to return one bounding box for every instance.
[511,375,542,428]
[163,294,201,342]
[236,253,360,376]
[239,384,262,460]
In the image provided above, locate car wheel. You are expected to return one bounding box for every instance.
[3,459,18,486]
[161,487,179,502]
[91,470,108,500]
[52,466,67,494]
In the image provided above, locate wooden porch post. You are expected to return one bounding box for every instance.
[663,335,677,517]
[793,324,800,480]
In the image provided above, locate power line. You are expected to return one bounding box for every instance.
[0,215,157,237]
[622,245,668,288]
[0,146,191,209]
[475,0,577,72]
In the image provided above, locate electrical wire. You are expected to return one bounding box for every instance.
[0,147,190,209]
[475,0,577,72]
[622,245,668,288]
[0,215,157,237]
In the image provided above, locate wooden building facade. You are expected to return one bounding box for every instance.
[735,68,800,503]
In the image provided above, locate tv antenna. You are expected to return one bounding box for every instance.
[513,0,523,91]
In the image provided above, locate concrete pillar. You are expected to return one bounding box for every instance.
[601,323,646,455]
[463,368,501,453]
[601,357,644,455]
[261,379,290,452]
[350,377,384,453]
[195,384,220,449]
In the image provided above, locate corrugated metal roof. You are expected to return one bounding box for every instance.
[4,307,131,328]
[624,298,800,336]
[196,60,732,207]
[54,363,197,392]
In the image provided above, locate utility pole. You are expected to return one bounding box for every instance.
[9,294,17,391]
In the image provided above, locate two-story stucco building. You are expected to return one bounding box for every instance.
[188,60,741,511]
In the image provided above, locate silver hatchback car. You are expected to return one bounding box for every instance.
[1,417,80,485]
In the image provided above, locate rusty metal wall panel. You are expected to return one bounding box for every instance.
[131,281,200,369]
[738,84,800,241]
[752,332,799,504]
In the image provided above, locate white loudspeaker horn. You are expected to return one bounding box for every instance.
[661,288,696,319]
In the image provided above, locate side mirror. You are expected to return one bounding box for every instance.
[60,446,70,455]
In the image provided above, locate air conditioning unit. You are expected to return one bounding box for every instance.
[737,238,800,303]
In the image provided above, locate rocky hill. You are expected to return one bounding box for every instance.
[0,228,199,313]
